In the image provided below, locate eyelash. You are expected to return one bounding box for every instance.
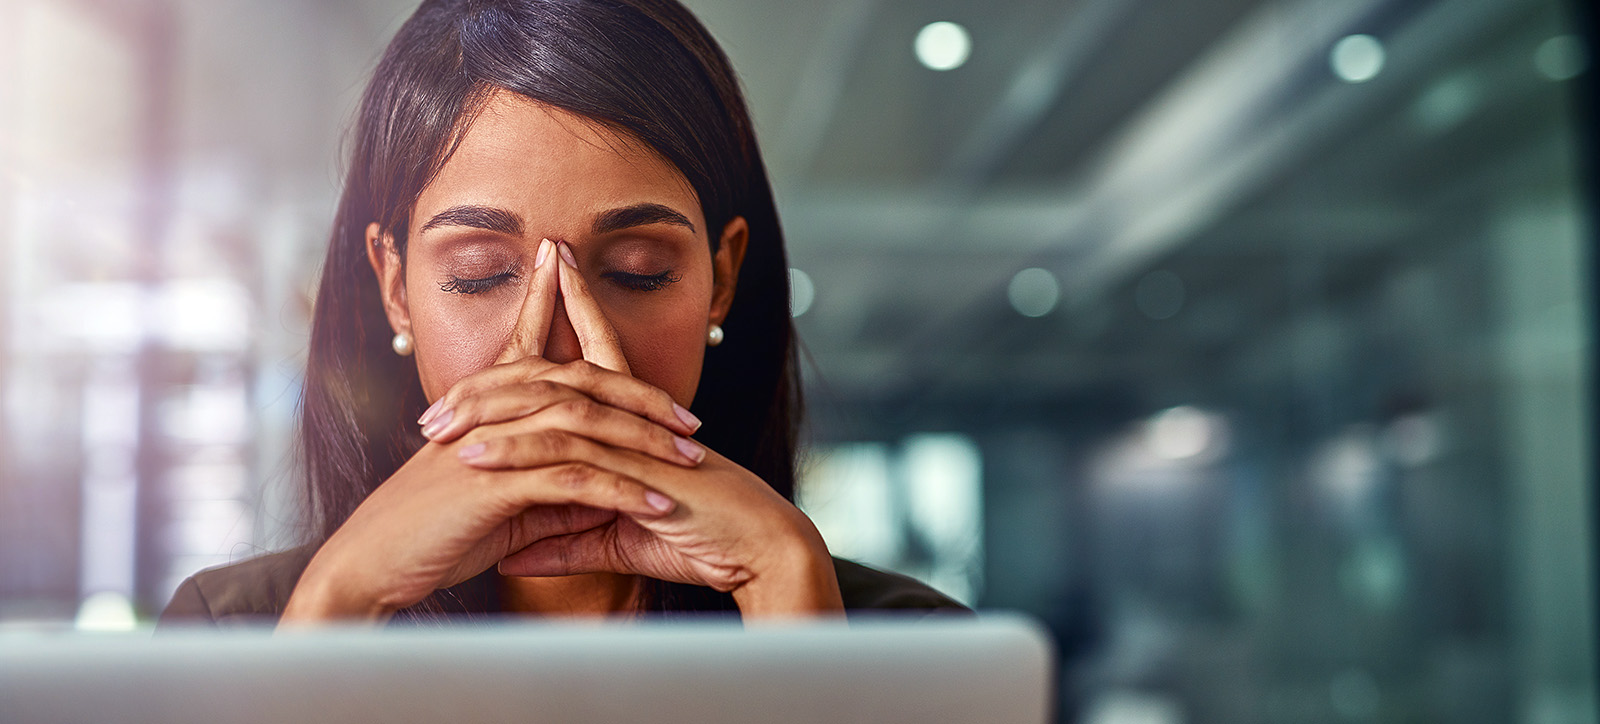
[440,270,519,295]
[603,270,682,292]
[439,269,680,294]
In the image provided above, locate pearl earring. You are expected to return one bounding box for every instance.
[392,331,414,356]
[707,324,724,347]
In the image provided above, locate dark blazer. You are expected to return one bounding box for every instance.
[159,547,969,627]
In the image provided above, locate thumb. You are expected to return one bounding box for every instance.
[498,525,619,577]
[502,504,618,558]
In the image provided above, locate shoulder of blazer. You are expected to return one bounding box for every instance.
[156,545,317,629]
[832,557,973,615]
[156,547,970,626]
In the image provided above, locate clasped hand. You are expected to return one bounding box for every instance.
[281,239,841,625]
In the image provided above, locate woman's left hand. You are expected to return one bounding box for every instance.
[450,244,844,618]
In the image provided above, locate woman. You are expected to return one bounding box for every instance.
[160,0,962,626]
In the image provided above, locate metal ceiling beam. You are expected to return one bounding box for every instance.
[784,0,1520,273]
[1063,0,1535,304]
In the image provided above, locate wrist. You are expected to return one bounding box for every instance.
[731,514,844,620]
[277,553,397,629]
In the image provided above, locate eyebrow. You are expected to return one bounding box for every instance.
[419,204,524,236]
[592,203,695,235]
[417,201,695,238]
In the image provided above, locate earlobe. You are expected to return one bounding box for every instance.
[708,216,749,327]
[364,221,412,337]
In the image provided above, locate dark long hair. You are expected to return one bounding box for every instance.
[299,0,800,615]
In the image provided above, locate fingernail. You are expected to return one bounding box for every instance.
[419,398,444,426]
[458,442,486,460]
[536,238,553,268]
[557,241,578,268]
[673,403,702,433]
[675,436,706,464]
[421,408,454,439]
[645,491,675,513]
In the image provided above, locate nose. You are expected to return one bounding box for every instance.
[540,291,583,364]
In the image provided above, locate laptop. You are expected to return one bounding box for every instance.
[0,614,1053,723]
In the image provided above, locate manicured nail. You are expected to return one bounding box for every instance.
[418,398,444,426]
[421,408,454,439]
[535,238,553,268]
[458,442,486,460]
[645,491,675,513]
[557,240,578,268]
[675,436,706,464]
[672,403,701,433]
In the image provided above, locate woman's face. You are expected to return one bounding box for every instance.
[367,90,746,405]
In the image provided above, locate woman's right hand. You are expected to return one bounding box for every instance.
[280,441,671,624]
[279,239,698,626]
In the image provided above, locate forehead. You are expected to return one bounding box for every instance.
[413,90,703,232]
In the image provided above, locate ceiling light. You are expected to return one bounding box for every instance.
[915,21,971,71]
[1535,34,1589,81]
[1008,267,1059,317]
[1146,406,1222,461]
[1330,34,1385,83]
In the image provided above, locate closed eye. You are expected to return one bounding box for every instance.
[440,270,519,294]
[602,270,681,292]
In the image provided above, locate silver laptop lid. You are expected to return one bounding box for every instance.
[1,614,1053,724]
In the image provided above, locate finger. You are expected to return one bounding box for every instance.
[457,427,684,482]
[422,356,559,429]
[535,361,701,436]
[496,238,560,365]
[497,526,618,578]
[423,379,584,444]
[425,358,699,437]
[445,392,705,464]
[481,458,676,520]
[556,242,630,374]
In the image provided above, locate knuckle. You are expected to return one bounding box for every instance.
[461,366,498,390]
[553,462,594,490]
[568,359,601,380]
[524,379,563,401]
[534,429,572,458]
[514,356,545,376]
[558,397,600,424]
[650,424,676,451]
[436,386,466,411]
[505,382,546,412]
[450,393,480,421]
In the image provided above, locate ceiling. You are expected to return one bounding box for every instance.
[686,0,1580,409]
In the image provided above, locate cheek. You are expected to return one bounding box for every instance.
[409,293,518,401]
[608,299,707,407]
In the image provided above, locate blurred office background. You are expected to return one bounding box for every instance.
[0,0,1594,722]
